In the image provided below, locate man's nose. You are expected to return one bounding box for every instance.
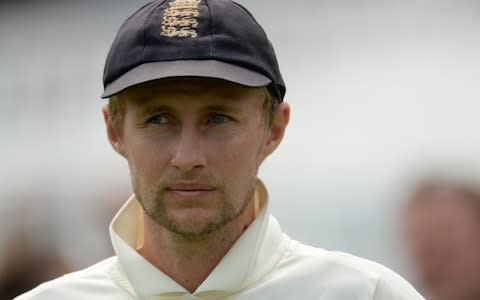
[170,127,207,173]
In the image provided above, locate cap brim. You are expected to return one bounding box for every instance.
[101,60,271,98]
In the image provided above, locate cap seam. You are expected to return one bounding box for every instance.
[204,0,214,57]
[143,0,167,65]
[104,1,155,88]
[230,1,268,39]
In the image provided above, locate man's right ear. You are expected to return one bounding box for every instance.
[102,104,126,157]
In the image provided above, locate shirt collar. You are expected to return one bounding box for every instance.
[109,180,288,299]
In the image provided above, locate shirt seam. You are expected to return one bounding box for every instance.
[242,234,292,290]
[109,260,138,299]
[371,274,381,300]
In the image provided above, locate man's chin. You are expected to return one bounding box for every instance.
[158,212,229,237]
[164,222,224,238]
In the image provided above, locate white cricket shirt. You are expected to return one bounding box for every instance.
[16,181,425,300]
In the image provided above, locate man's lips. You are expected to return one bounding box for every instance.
[166,182,216,191]
[165,182,216,199]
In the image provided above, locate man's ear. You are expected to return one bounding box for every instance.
[102,104,126,157]
[262,102,290,159]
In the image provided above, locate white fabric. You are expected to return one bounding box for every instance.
[15,182,425,300]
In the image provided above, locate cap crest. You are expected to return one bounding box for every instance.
[161,0,201,38]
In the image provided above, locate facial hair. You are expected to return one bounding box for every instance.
[135,175,256,239]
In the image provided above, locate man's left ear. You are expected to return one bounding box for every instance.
[263,102,290,158]
[103,104,127,157]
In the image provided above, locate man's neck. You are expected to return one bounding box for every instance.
[138,200,256,293]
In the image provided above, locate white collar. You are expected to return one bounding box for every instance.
[109,180,289,299]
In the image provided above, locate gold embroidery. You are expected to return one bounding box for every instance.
[161,0,201,38]
[162,17,198,28]
[161,26,198,38]
[169,0,201,9]
[163,8,199,18]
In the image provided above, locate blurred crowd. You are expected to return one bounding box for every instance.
[404,173,480,300]
[0,184,130,299]
[0,228,70,299]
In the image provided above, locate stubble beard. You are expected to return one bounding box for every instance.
[136,178,256,239]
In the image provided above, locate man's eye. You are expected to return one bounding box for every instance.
[207,114,231,125]
[148,115,170,125]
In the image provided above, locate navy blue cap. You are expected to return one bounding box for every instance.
[102,0,286,101]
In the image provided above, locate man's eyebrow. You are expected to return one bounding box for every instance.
[200,103,242,113]
[137,104,175,115]
[133,102,244,116]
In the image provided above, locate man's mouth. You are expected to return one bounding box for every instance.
[165,182,216,199]
[167,182,216,191]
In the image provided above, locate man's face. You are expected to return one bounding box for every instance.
[106,79,287,238]
[405,190,480,300]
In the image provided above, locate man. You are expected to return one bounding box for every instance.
[405,177,480,300]
[17,0,425,299]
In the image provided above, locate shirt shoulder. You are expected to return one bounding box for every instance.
[14,257,131,300]
[275,240,425,300]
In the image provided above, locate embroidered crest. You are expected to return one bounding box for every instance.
[161,0,201,38]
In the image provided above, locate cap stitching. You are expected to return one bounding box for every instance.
[204,0,214,57]
[229,1,284,100]
[143,0,168,63]
[103,1,155,87]
[231,1,268,39]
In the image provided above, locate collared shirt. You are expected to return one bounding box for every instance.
[16,181,425,300]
